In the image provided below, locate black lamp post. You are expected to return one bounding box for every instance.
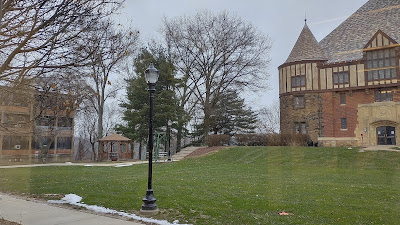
[167,120,172,162]
[141,63,159,212]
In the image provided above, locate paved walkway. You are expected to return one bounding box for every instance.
[171,146,204,161]
[0,146,202,169]
[361,145,400,152]
[0,193,143,225]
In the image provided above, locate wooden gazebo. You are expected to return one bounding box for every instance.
[98,134,132,161]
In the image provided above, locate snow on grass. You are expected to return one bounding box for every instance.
[48,194,190,225]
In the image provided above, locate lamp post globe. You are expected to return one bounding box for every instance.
[144,63,159,88]
[141,63,159,212]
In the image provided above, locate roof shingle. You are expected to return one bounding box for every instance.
[319,0,400,63]
[285,23,327,64]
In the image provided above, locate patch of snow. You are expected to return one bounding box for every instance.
[48,194,191,225]
[347,147,353,149]
[84,165,93,167]
[114,164,133,168]
[359,149,365,152]
[65,162,73,164]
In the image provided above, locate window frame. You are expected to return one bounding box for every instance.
[333,72,350,85]
[294,95,305,109]
[340,93,346,105]
[341,118,347,130]
[291,75,306,88]
[294,122,307,134]
[375,90,393,102]
[365,48,398,81]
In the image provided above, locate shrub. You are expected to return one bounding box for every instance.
[290,134,310,146]
[266,133,281,146]
[206,134,230,146]
[235,134,267,146]
[266,133,311,146]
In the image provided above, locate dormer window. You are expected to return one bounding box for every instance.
[366,48,397,81]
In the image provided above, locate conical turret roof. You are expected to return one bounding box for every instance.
[284,23,327,64]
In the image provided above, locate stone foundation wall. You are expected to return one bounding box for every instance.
[280,93,323,143]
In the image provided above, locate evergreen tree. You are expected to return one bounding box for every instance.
[209,90,257,135]
[116,46,184,159]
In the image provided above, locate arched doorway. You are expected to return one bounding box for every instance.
[377,126,396,145]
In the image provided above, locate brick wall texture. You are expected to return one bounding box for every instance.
[280,87,400,145]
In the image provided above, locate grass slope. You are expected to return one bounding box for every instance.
[1,146,400,224]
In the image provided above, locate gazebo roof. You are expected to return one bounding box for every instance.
[99,134,131,142]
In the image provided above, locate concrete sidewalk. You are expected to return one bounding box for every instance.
[0,193,143,225]
[362,145,400,152]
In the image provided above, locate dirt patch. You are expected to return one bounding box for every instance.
[0,218,22,225]
[184,146,228,159]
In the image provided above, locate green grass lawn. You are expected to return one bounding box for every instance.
[1,146,400,224]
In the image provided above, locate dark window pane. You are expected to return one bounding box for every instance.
[334,74,339,84]
[341,118,347,129]
[385,69,391,79]
[57,137,72,149]
[387,91,393,101]
[375,91,380,102]
[384,49,390,58]
[391,68,397,78]
[378,50,384,59]
[390,58,396,66]
[384,59,389,67]
[300,123,306,134]
[390,49,395,57]
[379,70,385,79]
[340,93,346,104]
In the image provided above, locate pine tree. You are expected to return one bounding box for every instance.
[116,46,184,159]
[209,90,257,135]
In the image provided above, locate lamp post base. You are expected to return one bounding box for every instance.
[141,189,157,211]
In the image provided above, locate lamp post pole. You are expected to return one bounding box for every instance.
[141,63,159,212]
[167,120,172,162]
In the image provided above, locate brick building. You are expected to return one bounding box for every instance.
[279,0,400,146]
[0,87,74,161]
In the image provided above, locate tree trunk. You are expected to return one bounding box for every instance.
[97,105,104,140]
[97,100,104,160]
[176,122,182,153]
[203,102,211,145]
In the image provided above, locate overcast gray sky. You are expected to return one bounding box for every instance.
[115,0,369,109]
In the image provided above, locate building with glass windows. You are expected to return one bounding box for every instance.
[0,87,74,162]
[279,0,400,146]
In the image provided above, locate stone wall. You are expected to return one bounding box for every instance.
[280,93,322,143]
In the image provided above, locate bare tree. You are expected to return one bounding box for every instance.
[163,10,271,142]
[32,75,87,161]
[256,100,280,134]
[80,19,139,143]
[0,0,122,87]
